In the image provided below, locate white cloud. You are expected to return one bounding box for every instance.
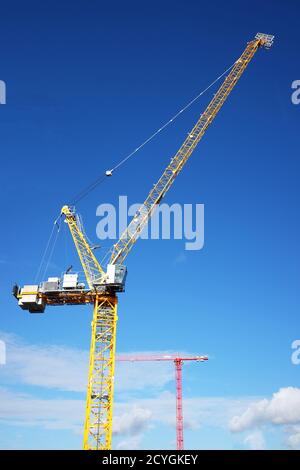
[116,435,143,450]
[0,332,211,448]
[116,390,254,432]
[0,333,177,393]
[286,426,300,449]
[244,431,266,450]
[0,384,254,449]
[0,379,280,450]
[116,357,174,393]
[114,407,152,436]
[3,331,300,450]
[1,332,88,392]
[0,387,152,442]
[229,387,300,450]
[229,387,300,432]
[0,387,84,436]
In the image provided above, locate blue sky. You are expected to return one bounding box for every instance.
[0,0,300,450]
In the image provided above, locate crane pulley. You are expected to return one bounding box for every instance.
[14,33,274,449]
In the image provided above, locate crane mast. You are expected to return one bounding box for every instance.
[14,33,274,450]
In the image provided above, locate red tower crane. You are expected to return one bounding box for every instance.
[117,354,208,450]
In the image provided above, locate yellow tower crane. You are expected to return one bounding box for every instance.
[14,33,274,450]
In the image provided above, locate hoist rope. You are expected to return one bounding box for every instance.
[71,60,236,205]
[36,59,237,281]
[34,224,56,283]
[41,224,60,281]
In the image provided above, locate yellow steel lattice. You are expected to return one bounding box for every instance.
[83,295,118,450]
[61,205,106,288]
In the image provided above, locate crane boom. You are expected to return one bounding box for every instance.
[110,33,274,266]
[118,355,208,362]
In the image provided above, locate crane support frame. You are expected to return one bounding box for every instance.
[83,294,118,450]
[175,359,184,450]
[61,206,106,288]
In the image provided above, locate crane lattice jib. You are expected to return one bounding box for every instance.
[61,205,106,288]
[117,355,208,362]
[110,35,271,266]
